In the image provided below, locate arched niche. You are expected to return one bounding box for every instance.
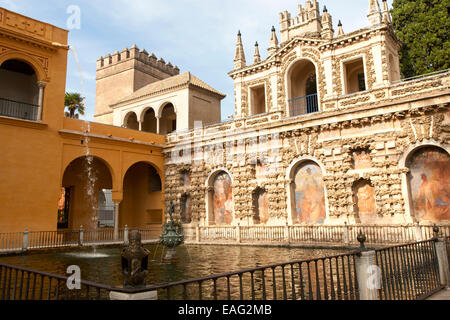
[289,160,327,225]
[206,170,234,226]
[123,111,139,130]
[353,179,377,224]
[405,146,450,223]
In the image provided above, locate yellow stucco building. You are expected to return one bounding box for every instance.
[0,8,166,234]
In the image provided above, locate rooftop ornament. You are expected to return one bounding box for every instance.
[159,201,185,261]
[121,230,150,288]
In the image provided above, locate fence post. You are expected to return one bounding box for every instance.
[285,223,290,244]
[79,226,84,247]
[415,223,423,242]
[195,225,200,243]
[22,228,29,252]
[124,225,129,245]
[433,227,449,288]
[355,232,379,300]
[236,224,241,244]
[344,223,350,246]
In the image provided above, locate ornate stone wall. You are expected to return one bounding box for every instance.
[164,103,450,226]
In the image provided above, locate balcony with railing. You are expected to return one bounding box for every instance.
[0,98,40,121]
[288,93,319,117]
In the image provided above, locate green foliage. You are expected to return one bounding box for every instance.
[64,92,85,119]
[392,0,449,78]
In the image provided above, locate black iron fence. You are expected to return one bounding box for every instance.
[0,98,39,121]
[375,240,442,300]
[288,94,319,117]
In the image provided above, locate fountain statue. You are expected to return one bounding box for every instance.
[159,201,185,261]
[121,230,150,288]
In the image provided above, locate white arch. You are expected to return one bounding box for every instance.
[122,111,138,127]
[139,106,157,123]
[284,55,321,117]
[285,156,330,225]
[398,140,450,223]
[156,101,179,119]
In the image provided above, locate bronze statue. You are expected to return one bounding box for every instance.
[159,201,184,261]
[121,230,150,288]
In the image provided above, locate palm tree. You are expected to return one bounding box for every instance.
[64,92,85,119]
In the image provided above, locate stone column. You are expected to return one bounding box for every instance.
[435,238,450,288]
[156,116,161,134]
[114,202,121,240]
[124,225,129,245]
[22,228,29,252]
[285,223,290,244]
[195,225,200,243]
[138,120,143,131]
[236,223,241,244]
[37,81,47,121]
[344,223,350,246]
[79,225,84,246]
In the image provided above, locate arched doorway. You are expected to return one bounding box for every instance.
[0,59,40,120]
[287,59,319,116]
[207,171,233,225]
[406,146,450,223]
[123,112,139,130]
[60,156,113,230]
[290,161,326,224]
[121,162,163,228]
[159,103,177,134]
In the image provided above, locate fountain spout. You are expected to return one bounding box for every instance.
[159,201,184,262]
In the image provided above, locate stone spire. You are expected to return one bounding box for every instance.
[367,0,382,26]
[381,0,392,24]
[234,30,246,70]
[268,26,279,55]
[253,42,261,64]
[320,6,334,39]
[337,20,345,37]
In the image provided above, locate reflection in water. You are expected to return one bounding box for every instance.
[0,245,349,289]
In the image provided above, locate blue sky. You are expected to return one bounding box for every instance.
[0,0,393,121]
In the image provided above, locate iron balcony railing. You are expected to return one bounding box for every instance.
[375,239,442,300]
[288,93,319,117]
[0,238,447,300]
[0,98,39,121]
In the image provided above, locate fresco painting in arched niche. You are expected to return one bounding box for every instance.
[213,172,233,225]
[354,180,377,224]
[407,147,450,223]
[293,161,326,224]
[181,195,192,224]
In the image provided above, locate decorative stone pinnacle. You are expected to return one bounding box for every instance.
[357,231,367,250]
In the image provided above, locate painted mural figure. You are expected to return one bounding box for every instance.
[213,172,233,225]
[408,147,450,223]
[293,163,326,224]
[355,181,377,224]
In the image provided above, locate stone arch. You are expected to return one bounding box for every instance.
[158,102,177,134]
[284,55,321,117]
[286,156,329,225]
[61,156,114,230]
[206,169,234,226]
[140,107,157,133]
[123,111,139,130]
[0,51,48,82]
[399,142,450,223]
